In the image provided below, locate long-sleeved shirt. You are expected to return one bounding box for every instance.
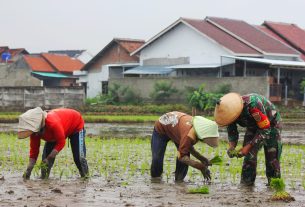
[227,93,281,148]
[154,111,197,158]
[29,108,84,159]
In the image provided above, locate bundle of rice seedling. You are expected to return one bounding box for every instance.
[270,178,295,202]
[188,186,209,194]
[210,155,223,165]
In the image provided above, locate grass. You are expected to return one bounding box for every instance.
[0,133,304,191]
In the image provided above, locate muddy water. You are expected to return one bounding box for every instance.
[2,122,305,144]
[1,173,305,207]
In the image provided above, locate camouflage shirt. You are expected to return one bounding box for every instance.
[227,93,281,147]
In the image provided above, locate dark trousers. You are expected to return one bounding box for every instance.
[42,129,89,178]
[241,126,282,185]
[150,129,189,181]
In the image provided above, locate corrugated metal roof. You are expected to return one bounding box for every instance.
[207,17,299,55]
[168,63,226,69]
[32,72,69,78]
[223,55,305,69]
[124,66,174,75]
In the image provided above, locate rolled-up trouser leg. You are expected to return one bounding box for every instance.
[70,129,89,177]
[41,142,56,179]
[150,129,169,178]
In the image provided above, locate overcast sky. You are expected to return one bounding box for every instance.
[1,0,305,55]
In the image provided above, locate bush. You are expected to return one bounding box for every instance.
[187,84,225,112]
[150,80,178,102]
[300,78,305,93]
[107,83,142,104]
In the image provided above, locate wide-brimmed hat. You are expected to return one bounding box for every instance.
[18,107,47,139]
[214,93,243,126]
[193,116,219,141]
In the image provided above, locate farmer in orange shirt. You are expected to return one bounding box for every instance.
[18,107,89,179]
[151,111,219,181]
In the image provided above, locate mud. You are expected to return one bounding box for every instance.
[1,173,304,207]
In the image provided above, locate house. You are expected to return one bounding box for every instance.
[74,38,145,98]
[124,17,305,101]
[0,47,41,87]
[0,47,29,63]
[22,53,84,87]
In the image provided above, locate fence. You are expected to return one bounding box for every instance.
[0,86,85,110]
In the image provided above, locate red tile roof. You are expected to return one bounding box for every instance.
[182,18,260,55]
[206,17,298,55]
[263,21,305,55]
[115,38,145,53]
[42,53,84,73]
[24,55,55,72]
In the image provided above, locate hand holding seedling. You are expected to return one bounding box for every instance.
[201,167,211,181]
[40,159,49,179]
[23,158,36,180]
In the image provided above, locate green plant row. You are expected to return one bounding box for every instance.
[0,133,305,190]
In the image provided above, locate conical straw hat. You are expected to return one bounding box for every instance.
[214,93,243,126]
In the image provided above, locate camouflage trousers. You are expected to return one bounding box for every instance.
[241,123,282,185]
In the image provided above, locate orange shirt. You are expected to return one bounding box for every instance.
[29,108,84,159]
[154,111,196,158]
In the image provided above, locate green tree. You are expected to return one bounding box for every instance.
[150,80,178,102]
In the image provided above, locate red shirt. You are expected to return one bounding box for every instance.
[29,108,84,159]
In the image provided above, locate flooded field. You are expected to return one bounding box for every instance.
[0,121,305,206]
[1,121,305,144]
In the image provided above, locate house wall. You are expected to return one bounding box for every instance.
[85,44,140,98]
[0,64,41,86]
[139,23,233,66]
[90,44,139,70]
[109,76,269,102]
[0,86,85,110]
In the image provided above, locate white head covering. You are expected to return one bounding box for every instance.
[192,116,219,140]
[18,107,47,132]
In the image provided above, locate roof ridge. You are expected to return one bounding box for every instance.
[264,21,296,27]
[113,38,145,42]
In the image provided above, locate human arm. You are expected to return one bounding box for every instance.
[23,135,41,179]
[177,136,211,180]
[190,147,211,166]
[42,123,65,164]
[238,98,271,157]
[227,123,239,158]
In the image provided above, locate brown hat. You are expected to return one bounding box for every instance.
[214,93,243,126]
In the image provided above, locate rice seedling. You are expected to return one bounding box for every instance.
[210,155,223,165]
[270,178,295,202]
[188,186,209,194]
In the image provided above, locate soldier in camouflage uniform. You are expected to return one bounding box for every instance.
[214,93,282,185]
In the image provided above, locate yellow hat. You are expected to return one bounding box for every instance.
[214,93,243,126]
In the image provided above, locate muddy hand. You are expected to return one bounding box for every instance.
[22,169,32,180]
[227,148,237,158]
[201,168,211,181]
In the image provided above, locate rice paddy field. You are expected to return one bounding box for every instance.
[0,133,305,207]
